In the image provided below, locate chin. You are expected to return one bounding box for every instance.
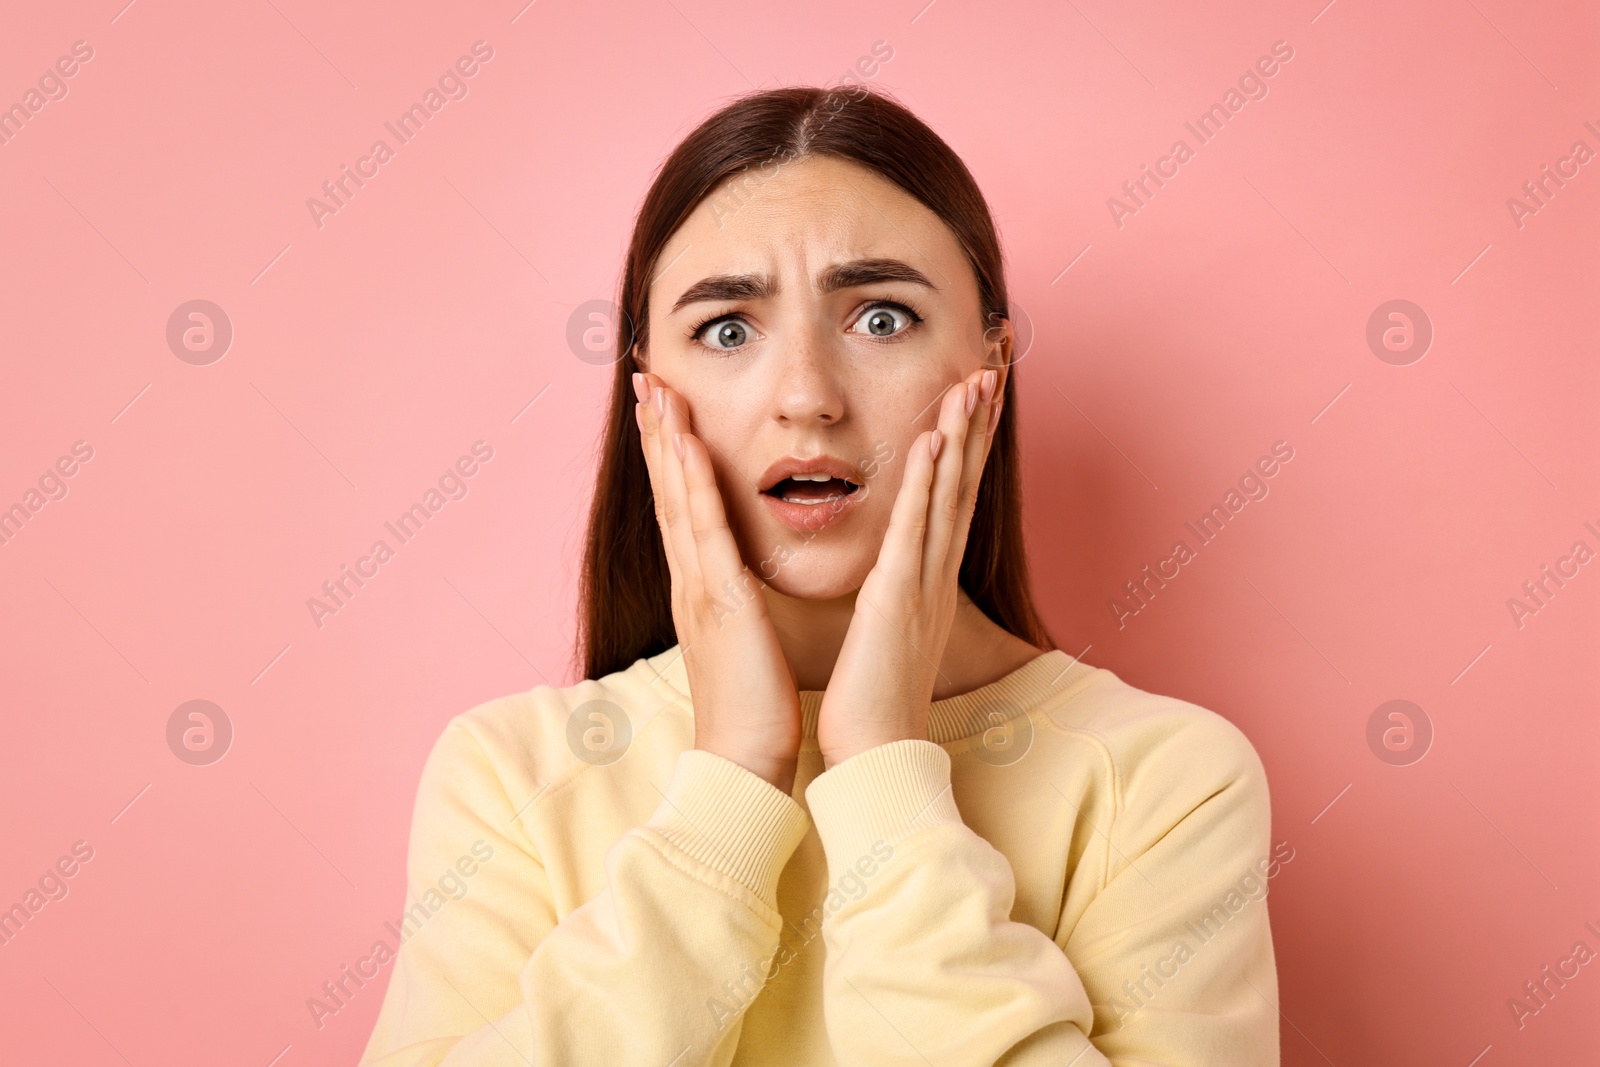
[756,551,873,601]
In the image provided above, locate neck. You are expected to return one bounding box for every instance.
[760,584,1041,698]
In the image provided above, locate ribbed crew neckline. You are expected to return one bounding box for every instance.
[640,643,1102,744]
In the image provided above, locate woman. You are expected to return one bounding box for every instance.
[360,85,1280,1066]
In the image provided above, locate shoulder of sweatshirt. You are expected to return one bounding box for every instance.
[417,654,691,826]
[1039,667,1272,855]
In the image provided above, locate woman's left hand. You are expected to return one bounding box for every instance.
[816,364,1003,769]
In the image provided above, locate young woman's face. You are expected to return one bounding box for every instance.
[641,153,1007,600]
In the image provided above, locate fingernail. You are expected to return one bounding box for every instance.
[988,401,1002,434]
[965,382,978,417]
[654,386,665,417]
[929,429,943,460]
[981,369,997,402]
[673,432,685,460]
[632,372,648,403]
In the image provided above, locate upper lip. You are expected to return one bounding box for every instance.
[758,454,865,493]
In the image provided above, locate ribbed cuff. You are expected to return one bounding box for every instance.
[804,739,962,878]
[642,749,811,908]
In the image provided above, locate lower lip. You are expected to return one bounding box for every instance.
[760,486,865,534]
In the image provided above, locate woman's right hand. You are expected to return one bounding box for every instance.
[633,370,803,795]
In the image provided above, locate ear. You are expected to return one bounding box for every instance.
[981,311,1014,388]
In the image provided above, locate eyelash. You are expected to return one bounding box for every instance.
[687,299,926,351]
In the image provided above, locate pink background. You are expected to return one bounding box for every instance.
[1,0,1595,1062]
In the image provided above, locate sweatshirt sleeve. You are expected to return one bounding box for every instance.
[801,724,1278,1066]
[358,718,812,1066]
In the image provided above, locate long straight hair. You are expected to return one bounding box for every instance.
[577,85,1053,681]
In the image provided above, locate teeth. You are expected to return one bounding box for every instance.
[790,473,832,481]
[782,494,843,505]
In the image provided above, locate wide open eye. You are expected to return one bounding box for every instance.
[849,302,921,339]
[693,316,752,351]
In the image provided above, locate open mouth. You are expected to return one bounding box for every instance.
[762,474,862,506]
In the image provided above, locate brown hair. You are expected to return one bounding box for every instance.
[576,85,1053,680]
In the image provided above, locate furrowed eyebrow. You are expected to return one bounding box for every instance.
[668,258,937,314]
[818,258,936,294]
[670,273,774,314]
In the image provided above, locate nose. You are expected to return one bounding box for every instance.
[771,319,845,426]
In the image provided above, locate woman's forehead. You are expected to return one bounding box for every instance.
[652,158,968,307]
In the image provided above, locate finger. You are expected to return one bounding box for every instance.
[676,429,758,617]
[635,372,687,590]
[945,367,1001,575]
[874,425,940,581]
[652,380,707,596]
[921,372,982,577]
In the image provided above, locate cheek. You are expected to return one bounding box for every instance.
[896,327,974,402]
[692,416,767,534]
[675,382,747,465]
[860,366,957,450]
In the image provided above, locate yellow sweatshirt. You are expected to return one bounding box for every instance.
[358,644,1282,1066]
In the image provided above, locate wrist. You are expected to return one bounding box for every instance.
[696,739,797,795]
[819,725,922,770]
